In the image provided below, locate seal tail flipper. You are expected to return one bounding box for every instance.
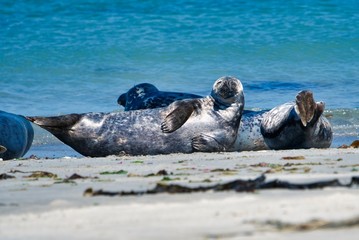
[295,90,317,127]
[26,114,81,130]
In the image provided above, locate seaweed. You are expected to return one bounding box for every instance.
[145,169,169,177]
[160,176,181,181]
[209,168,238,175]
[281,156,305,160]
[351,140,359,148]
[210,168,235,172]
[7,169,58,179]
[25,171,58,179]
[256,216,359,231]
[338,140,359,149]
[83,175,359,197]
[66,173,90,180]
[131,160,144,164]
[0,173,15,180]
[99,170,128,175]
[55,173,97,184]
[250,162,311,174]
[8,169,27,173]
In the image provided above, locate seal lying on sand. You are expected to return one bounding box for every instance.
[27,76,245,157]
[235,91,332,150]
[0,110,34,160]
[118,84,332,150]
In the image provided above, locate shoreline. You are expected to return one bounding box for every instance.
[1,148,359,239]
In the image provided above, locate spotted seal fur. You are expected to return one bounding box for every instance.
[27,76,245,157]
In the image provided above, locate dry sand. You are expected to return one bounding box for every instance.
[1,148,359,239]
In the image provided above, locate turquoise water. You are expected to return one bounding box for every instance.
[1,0,358,155]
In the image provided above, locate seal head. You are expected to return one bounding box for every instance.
[211,76,244,107]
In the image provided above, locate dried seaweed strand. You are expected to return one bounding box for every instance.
[84,175,359,197]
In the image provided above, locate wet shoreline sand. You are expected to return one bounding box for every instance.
[1,148,359,239]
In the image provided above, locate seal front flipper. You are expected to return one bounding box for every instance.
[161,100,198,133]
[192,134,226,152]
[26,114,81,131]
[295,90,317,127]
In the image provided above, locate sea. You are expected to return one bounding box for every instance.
[1,0,358,158]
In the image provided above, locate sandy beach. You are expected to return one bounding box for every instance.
[1,148,359,239]
[2,0,358,239]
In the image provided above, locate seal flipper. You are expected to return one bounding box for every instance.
[260,103,293,137]
[161,100,198,133]
[0,145,7,154]
[26,114,81,131]
[295,90,317,127]
[261,90,320,137]
[192,134,226,152]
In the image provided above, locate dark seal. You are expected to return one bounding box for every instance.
[27,76,245,157]
[118,83,202,111]
[0,110,34,160]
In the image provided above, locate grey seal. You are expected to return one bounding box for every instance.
[259,90,332,149]
[234,91,332,150]
[0,110,34,160]
[27,76,245,157]
[118,84,332,150]
[118,83,202,111]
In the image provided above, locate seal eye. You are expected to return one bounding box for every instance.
[215,80,223,86]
